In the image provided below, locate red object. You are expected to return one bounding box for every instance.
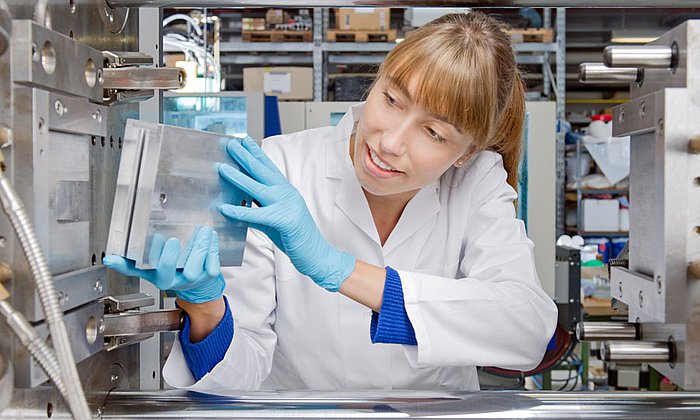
[591,114,613,122]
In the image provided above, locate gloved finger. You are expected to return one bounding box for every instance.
[219,204,280,229]
[147,233,166,267]
[180,225,204,268]
[103,255,154,283]
[219,163,273,204]
[204,230,221,278]
[183,226,213,281]
[226,139,281,186]
[240,137,285,178]
[155,238,180,290]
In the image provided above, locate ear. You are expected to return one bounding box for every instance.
[453,149,476,168]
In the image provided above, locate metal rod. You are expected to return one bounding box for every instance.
[600,341,671,363]
[106,0,700,7]
[603,45,675,68]
[578,62,640,84]
[576,322,640,341]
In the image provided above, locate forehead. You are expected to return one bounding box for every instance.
[381,77,463,133]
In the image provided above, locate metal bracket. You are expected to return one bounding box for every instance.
[103,293,155,314]
[101,50,186,105]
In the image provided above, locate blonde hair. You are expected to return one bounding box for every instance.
[376,12,525,190]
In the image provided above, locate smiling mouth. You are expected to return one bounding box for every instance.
[368,147,401,172]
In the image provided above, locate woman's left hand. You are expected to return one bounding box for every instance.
[218,137,356,292]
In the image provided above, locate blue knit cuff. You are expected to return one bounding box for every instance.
[370,267,417,345]
[179,296,234,381]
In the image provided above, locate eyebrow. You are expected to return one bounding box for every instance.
[385,77,460,131]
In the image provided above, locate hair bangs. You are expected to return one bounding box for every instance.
[379,28,498,143]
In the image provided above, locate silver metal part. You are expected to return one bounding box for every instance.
[576,322,640,341]
[578,62,640,84]
[106,0,700,7]
[12,20,105,102]
[603,45,676,69]
[0,353,11,415]
[103,51,153,68]
[106,119,251,270]
[103,309,182,337]
[600,342,672,363]
[103,293,154,313]
[102,67,186,90]
[0,7,9,58]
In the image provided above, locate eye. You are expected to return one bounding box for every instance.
[426,127,447,143]
[382,91,398,107]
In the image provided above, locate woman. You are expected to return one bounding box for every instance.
[105,12,557,391]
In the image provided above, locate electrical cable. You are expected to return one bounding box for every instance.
[0,171,91,420]
[163,13,203,36]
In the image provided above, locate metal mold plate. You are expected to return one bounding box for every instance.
[106,119,251,269]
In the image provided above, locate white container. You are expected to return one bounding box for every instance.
[619,208,630,231]
[581,244,599,263]
[582,199,620,232]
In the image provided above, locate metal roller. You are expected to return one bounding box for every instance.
[603,45,676,69]
[578,63,641,84]
[576,322,640,341]
[600,342,672,363]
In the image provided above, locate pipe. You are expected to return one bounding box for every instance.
[107,0,700,7]
[578,63,640,84]
[603,45,675,69]
[576,322,640,341]
[163,13,203,37]
[0,172,91,420]
[0,300,66,397]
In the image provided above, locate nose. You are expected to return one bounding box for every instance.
[379,120,409,156]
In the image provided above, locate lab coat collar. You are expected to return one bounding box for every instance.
[328,103,442,253]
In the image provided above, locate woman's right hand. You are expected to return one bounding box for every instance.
[103,226,225,303]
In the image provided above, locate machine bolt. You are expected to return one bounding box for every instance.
[92,110,102,123]
[94,280,103,293]
[639,290,644,308]
[619,282,623,297]
[639,101,646,119]
[110,374,119,383]
[689,135,700,154]
[54,100,65,116]
[619,109,625,125]
[656,275,663,294]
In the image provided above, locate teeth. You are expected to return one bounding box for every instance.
[369,149,397,172]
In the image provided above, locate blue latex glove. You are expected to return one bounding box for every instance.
[218,136,356,292]
[103,226,226,303]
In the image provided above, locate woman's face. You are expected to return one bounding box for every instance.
[352,77,475,198]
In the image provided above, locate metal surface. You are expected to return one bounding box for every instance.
[12,20,105,102]
[106,119,251,270]
[106,0,700,6]
[600,342,672,363]
[576,322,640,341]
[103,309,182,336]
[0,354,11,415]
[603,45,675,69]
[578,62,640,84]
[103,51,153,67]
[102,67,186,90]
[0,7,9,58]
[103,293,154,313]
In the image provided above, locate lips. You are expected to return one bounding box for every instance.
[363,145,404,179]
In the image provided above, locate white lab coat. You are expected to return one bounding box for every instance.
[163,103,558,391]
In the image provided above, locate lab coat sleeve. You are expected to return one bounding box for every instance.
[399,157,558,371]
[162,228,278,391]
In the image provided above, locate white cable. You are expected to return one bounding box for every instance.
[163,13,203,37]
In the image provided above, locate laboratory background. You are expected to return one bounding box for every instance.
[0,0,699,418]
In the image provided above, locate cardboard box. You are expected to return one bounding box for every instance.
[243,67,313,101]
[335,8,390,31]
[266,9,288,25]
[242,18,266,31]
[582,199,620,232]
[164,53,185,68]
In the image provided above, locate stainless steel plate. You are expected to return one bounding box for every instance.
[106,119,251,269]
